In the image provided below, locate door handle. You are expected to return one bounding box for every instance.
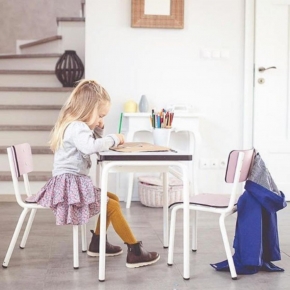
[258,66,277,72]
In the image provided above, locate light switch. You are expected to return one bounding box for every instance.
[200,49,211,59]
[221,49,230,59]
[211,50,220,59]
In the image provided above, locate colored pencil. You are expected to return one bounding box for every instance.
[118,112,123,133]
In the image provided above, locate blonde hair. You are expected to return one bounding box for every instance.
[49,79,111,152]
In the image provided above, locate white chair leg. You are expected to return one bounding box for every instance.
[2,208,30,268]
[168,205,181,266]
[20,209,37,249]
[126,173,134,208]
[191,210,197,251]
[81,224,87,252]
[163,172,169,248]
[219,214,237,280]
[73,225,79,269]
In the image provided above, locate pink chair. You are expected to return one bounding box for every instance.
[2,143,87,269]
[167,149,255,280]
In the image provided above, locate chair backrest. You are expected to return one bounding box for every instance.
[224,149,255,210]
[7,143,34,203]
[9,143,33,177]
[225,149,255,183]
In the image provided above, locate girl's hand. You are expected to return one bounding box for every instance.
[116,134,125,145]
[97,119,104,129]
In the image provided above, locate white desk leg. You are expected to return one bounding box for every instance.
[96,158,102,188]
[126,173,134,208]
[163,172,169,248]
[190,131,202,196]
[94,161,102,230]
[125,131,135,208]
[182,164,190,280]
[99,164,108,282]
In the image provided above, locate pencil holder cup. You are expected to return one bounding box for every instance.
[153,128,171,146]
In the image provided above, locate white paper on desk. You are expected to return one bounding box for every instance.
[111,142,170,153]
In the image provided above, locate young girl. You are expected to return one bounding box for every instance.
[27,79,160,268]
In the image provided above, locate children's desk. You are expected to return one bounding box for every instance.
[96,150,192,281]
[121,112,201,208]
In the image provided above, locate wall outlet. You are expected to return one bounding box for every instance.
[210,159,219,168]
[200,158,209,169]
[200,158,227,169]
[219,159,227,168]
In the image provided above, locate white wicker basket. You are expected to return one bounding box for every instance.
[138,176,183,207]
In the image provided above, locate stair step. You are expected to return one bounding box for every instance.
[0,152,53,171]
[0,53,61,59]
[0,171,52,182]
[0,87,72,92]
[0,146,52,154]
[0,54,61,70]
[0,105,61,110]
[57,17,85,24]
[0,131,50,146]
[0,73,61,87]
[0,90,69,106]
[19,35,62,50]
[0,108,59,125]
[0,70,55,75]
[0,125,52,131]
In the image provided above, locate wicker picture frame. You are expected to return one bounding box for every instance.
[131,0,184,29]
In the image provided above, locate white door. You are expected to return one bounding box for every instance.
[254,0,290,199]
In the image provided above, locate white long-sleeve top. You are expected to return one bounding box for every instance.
[52,121,120,177]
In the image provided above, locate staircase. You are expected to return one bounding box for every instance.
[0,13,85,200]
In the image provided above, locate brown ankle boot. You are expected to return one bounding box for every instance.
[87,230,123,257]
[125,241,160,268]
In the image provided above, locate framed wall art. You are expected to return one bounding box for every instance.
[131,0,184,29]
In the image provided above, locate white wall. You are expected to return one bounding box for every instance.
[85,0,245,199]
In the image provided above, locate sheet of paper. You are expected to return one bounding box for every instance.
[110,142,171,152]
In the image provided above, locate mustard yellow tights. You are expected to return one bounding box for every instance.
[94,192,137,244]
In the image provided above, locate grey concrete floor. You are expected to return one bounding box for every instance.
[0,201,289,290]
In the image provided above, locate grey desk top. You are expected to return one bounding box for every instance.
[97,150,192,162]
